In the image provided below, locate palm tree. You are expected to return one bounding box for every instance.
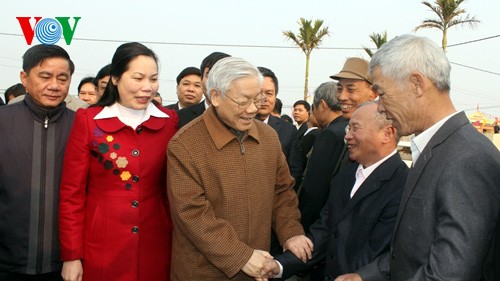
[414,0,480,51]
[283,18,330,100]
[363,31,388,57]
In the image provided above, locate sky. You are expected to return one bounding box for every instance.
[1,0,499,118]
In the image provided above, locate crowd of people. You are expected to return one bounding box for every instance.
[0,34,499,281]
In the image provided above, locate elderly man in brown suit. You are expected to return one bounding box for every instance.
[167,57,312,280]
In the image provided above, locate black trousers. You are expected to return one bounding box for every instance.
[0,271,62,281]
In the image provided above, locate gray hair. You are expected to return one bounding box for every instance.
[312,81,341,111]
[369,34,451,92]
[206,57,263,98]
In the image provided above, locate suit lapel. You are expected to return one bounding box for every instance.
[332,153,401,225]
[268,115,281,133]
[391,112,469,242]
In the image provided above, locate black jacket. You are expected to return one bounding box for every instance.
[298,116,348,230]
[277,153,408,280]
[0,94,75,274]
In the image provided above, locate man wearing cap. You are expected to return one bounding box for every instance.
[332,57,378,120]
[166,66,203,111]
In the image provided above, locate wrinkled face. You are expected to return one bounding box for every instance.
[97,75,110,97]
[177,74,202,108]
[212,76,261,132]
[336,78,376,119]
[78,82,98,105]
[293,104,309,124]
[345,104,387,167]
[20,57,71,108]
[257,77,276,118]
[371,67,416,136]
[113,55,159,110]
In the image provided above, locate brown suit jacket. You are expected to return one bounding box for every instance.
[167,107,304,280]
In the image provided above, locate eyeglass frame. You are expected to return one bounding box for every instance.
[223,92,266,110]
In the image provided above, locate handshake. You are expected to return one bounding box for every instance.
[242,235,314,280]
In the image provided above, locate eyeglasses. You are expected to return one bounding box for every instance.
[225,93,266,110]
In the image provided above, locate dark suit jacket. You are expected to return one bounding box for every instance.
[297,122,308,139]
[267,115,302,187]
[277,153,408,280]
[298,116,348,230]
[300,128,319,171]
[165,102,180,111]
[177,101,205,128]
[358,112,500,281]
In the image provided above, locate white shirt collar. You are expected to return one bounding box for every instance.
[304,127,318,136]
[411,111,461,164]
[351,149,397,198]
[262,115,270,124]
[94,102,168,129]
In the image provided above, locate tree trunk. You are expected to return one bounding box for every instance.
[442,28,448,52]
[304,52,310,100]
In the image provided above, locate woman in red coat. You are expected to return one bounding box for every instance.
[59,42,177,281]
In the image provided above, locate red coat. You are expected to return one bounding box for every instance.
[59,105,177,281]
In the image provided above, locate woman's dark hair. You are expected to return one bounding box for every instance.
[95,42,158,107]
[95,64,111,81]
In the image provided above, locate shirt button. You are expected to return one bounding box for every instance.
[132,149,140,157]
[132,175,139,183]
[131,200,139,208]
[136,127,142,134]
[132,226,139,234]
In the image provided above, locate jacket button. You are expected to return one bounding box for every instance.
[132,175,139,183]
[132,149,140,157]
[132,226,139,234]
[131,200,139,208]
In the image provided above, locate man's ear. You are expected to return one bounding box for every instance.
[382,125,396,144]
[20,71,28,87]
[319,99,327,111]
[410,72,426,98]
[210,89,220,107]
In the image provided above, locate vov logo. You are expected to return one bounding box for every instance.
[16,17,81,45]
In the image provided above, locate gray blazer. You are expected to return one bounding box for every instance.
[358,112,500,281]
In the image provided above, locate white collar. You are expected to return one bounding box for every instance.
[411,111,460,164]
[94,102,168,120]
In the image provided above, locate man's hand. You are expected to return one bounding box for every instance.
[283,235,314,262]
[61,259,83,281]
[242,249,273,278]
[334,273,363,281]
[260,258,280,279]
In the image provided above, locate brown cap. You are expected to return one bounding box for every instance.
[330,57,371,83]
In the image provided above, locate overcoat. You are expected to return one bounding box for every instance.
[59,105,178,281]
[167,107,304,280]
